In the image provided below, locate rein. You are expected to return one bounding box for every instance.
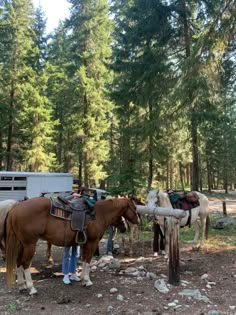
[128,199,138,220]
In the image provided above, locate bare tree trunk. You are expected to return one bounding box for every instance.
[83,91,89,187]
[148,134,153,190]
[166,160,169,189]
[170,160,173,188]
[147,101,154,190]
[6,79,15,171]
[179,162,184,190]
[180,0,199,191]
[191,114,199,190]
[78,139,83,186]
[186,163,190,187]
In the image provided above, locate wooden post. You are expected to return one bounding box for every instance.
[168,217,180,285]
[136,205,183,285]
[222,201,227,216]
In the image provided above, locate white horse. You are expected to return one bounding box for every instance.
[146,190,210,256]
[0,199,18,259]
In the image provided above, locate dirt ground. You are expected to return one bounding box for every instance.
[0,199,236,315]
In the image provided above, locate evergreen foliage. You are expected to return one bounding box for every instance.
[0,0,235,195]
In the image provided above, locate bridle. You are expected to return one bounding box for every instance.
[129,198,138,214]
[127,198,139,221]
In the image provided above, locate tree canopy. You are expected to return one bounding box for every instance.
[0,0,235,194]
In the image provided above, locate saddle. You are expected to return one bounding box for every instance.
[50,196,96,245]
[166,190,200,228]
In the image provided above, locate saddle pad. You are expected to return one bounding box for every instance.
[50,204,71,220]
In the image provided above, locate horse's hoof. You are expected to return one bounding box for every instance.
[19,283,27,292]
[19,288,27,294]
[29,287,38,295]
[82,280,93,288]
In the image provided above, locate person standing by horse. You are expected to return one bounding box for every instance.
[62,245,80,284]
[153,217,165,257]
[61,189,82,284]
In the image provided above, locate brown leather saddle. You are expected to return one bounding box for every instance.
[167,190,200,227]
[50,196,95,244]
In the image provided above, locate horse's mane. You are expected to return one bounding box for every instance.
[158,191,172,208]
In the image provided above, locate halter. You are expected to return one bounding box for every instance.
[127,199,139,224]
[128,198,138,215]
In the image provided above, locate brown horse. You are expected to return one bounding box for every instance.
[0,199,53,263]
[5,196,139,295]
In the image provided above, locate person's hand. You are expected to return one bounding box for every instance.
[72,193,81,199]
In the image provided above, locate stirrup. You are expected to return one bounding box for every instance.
[76,231,87,245]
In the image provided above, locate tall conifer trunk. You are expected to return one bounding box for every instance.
[6,80,15,170]
[180,0,199,191]
[147,101,153,190]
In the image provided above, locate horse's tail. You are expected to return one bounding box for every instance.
[205,215,210,240]
[6,214,18,288]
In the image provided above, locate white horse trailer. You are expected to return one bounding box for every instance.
[0,171,73,201]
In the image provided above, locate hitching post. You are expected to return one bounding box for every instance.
[168,217,180,285]
[136,205,186,286]
[222,201,227,216]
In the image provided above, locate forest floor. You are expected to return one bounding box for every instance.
[0,191,236,315]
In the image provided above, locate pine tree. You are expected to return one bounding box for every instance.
[111,0,174,192]
[0,0,55,171]
[66,0,114,186]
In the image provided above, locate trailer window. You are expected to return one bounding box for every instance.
[14,177,27,181]
[13,187,26,191]
[0,176,12,181]
[0,187,12,190]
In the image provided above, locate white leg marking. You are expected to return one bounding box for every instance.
[82,263,93,287]
[80,262,86,280]
[17,266,27,291]
[24,268,37,295]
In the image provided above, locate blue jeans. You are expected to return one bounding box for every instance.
[62,246,78,275]
[107,225,113,253]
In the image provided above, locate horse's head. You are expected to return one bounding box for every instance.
[146,189,159,209]
[146,189,172,209]
[123,198,140,225]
